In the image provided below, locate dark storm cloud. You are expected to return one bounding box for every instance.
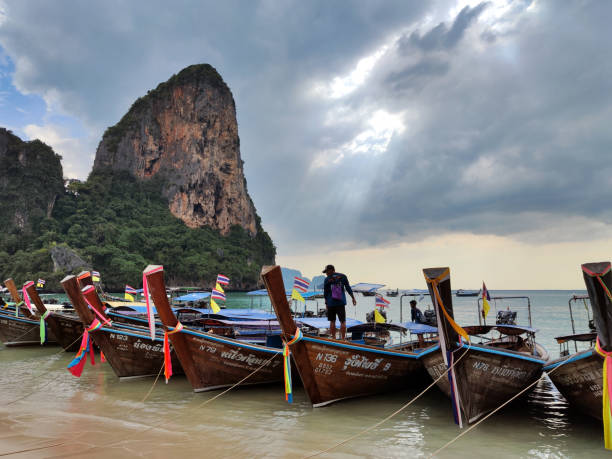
[405,2,489,51]
[1,0,611,253]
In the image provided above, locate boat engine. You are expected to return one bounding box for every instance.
[423,309,437,326]
[589,319,596,332]
[366,309,387,323]
[496,310,517,325]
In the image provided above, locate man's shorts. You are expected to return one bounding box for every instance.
[327,305,346,323]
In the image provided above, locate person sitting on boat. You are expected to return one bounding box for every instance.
[410,300,424,324]
[323,264,356,340]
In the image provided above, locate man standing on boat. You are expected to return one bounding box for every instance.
[322,264,356,340]
[410,300,424,323]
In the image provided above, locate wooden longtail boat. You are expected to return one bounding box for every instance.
[144,265,283,391]
[0,278,57,346]
[62,274,182,380]
[544,262,612,420]
[261,265,433,407]
[421,267,549,425]
[24,281,82,351]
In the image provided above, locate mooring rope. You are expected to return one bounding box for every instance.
[302,347,470,458]
[429,356,571,457]
[73,349,283,454]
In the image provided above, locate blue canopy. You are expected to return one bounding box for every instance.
[246,289,269,296]
[173,292,210,302]
[297,317,363,329]
[301,291,323,299]
[401,321,438,334]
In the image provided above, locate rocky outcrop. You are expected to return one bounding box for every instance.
[0,128,64,233]
[93,64,258,236]
[50,244,90,273]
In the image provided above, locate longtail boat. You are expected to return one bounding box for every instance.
[544,262,612,420]
[421,267,549,425]
[143,265,283,391]
[23,281,82,351]
[0,278,57,346]
[261,265,434,407]
[62,274,182,380]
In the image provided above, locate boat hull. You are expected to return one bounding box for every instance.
[423,344,545,423]
[175,329,283,391]
[46,313,84,351]
[545,349,603,420]
[89,325,184,379]
[293,335,429,407]
[0,312,57,346]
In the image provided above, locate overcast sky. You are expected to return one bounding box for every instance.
[1,0,611,288]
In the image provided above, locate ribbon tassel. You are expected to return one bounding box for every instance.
[66,319,104,377]
[164,322,184,383]
[21,282,34,314]
[283,328,303,403]
[596,337,612,450]
[143,267,163,341]
[40,310,51,344]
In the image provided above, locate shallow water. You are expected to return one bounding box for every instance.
[0,290,607,458]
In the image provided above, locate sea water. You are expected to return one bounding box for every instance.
[0,290,607,458]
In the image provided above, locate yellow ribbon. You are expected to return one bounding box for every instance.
[596,337,612,450]
[425,268,470,344]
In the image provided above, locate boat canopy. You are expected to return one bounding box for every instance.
[246,289,269,296]
[554,332,597,344]
[173,292,210,302]
[401,321,438,334]
[463,324,539,336]
[348,322,409,334]
[351,283,385,293]
[297,317,363,329]
[302,291,323,299]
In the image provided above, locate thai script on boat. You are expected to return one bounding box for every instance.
[342,354,387,372]
[428,361,447,378]
[472,360,528,380]
[556,371,602,387]
[133,339,163,353]
[221,349,271,367]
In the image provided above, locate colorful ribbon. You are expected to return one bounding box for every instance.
[81,285,111,325]
[283,328,303,403]
[21,282,34,314]
[425,269,470,344]
[424,268,468,428]
[144,267,163,341]
[67,319,103,377]
[164,322,184,383]
[40,310,51,344]
[15,301,24,317]
[596,337,612,450]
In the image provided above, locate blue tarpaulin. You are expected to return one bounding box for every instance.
[401,321,438,334]
[297,317,363,329]
[173,292,211,302]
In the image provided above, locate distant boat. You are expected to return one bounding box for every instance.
[456,289,480,297]
[351,282,385,297]
[385,289,399,297]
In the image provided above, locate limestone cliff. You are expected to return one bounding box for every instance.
[0,128,64,233]
[93,64,258,236]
